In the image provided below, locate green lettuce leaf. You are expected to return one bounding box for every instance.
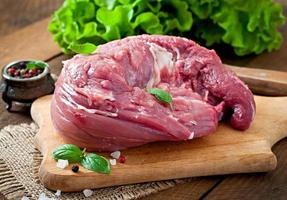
[69,42,97,54]
[48,0,285,56]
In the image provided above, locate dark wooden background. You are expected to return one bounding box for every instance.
[0,0,287,199]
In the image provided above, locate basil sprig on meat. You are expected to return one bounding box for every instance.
[148,88,172,104]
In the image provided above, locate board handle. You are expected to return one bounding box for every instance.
[226,65,287,96]
[254,96,287,147]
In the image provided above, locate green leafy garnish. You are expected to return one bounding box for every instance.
[81,153,111,174]
[48,0,285,56]
[148,88,172,104]
[52,144,84,163]
[26,61,48,70]
[52,144,110,174]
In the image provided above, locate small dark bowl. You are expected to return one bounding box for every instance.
[0,60,55,111]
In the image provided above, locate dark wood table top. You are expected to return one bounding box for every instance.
[0,1,286,199]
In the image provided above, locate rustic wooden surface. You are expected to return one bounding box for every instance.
[226,65,287,96]
[0,0,63,37]
[0,0,286,199]
[31,95,287,192]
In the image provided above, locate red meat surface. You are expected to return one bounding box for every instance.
[51,35,255,151]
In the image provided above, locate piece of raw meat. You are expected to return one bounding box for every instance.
[51,35,255,151]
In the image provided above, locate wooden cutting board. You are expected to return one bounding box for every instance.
[32,95,287,192]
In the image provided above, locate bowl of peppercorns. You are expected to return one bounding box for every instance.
[0,60,55,111]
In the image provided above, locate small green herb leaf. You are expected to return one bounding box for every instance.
[52,144,84,163]
[26,61,48,70]
[148,88,172,104]
[81,153,110,174]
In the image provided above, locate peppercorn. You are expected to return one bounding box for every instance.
[71,165,79,173]
[23,73,31,78]
[20,69,26,76]
[19,62,26,69]
[7,67,16,76]
[37,69,42,74]
[14,70,20,77]
[29,68,38,75]
[119,155,126,163]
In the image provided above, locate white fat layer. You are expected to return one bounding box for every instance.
[78,87,115,102]
[172,46,180,60]
[76,104,118,117]
[174,96,207,105]
[188,131,195,140]
[146,42,175,88]
[169,114,179,121]
[60,88,118,117]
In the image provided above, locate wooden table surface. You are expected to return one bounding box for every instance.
[0,1,286,199]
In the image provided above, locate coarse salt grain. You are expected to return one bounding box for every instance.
[55,190,61,197]
[56,159,69,169]
[38,193,46,200]
[109,159,117,166]
[21,196,30,200]
[38,193,55,200]
[83,189,93,197]
[110,150,121,159]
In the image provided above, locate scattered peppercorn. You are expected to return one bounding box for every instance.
[6,62,44,79]
[71,164,79,173]
[20,69,26,76]
[14,71,20,76]
[7,67,16,76]
[119,155,126,163]
[29,68,37,75]
[19,62,26,68]
[23,73,31,78]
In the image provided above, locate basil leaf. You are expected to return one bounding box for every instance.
[52,144,84,163]
[81,153,110,174]
[148,88,172,104]
[26,61,48,70]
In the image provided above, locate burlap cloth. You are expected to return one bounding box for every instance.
[0,123,192,200]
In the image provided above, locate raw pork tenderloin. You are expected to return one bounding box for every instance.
[51,35,255,151]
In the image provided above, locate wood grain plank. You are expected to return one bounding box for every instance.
[0,0,63,37]
[226,65,287,96]
[143,178,221,200]
[0,18,62,68]
[203,140,287,200]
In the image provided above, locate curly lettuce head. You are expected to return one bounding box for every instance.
[49,0,285,56]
